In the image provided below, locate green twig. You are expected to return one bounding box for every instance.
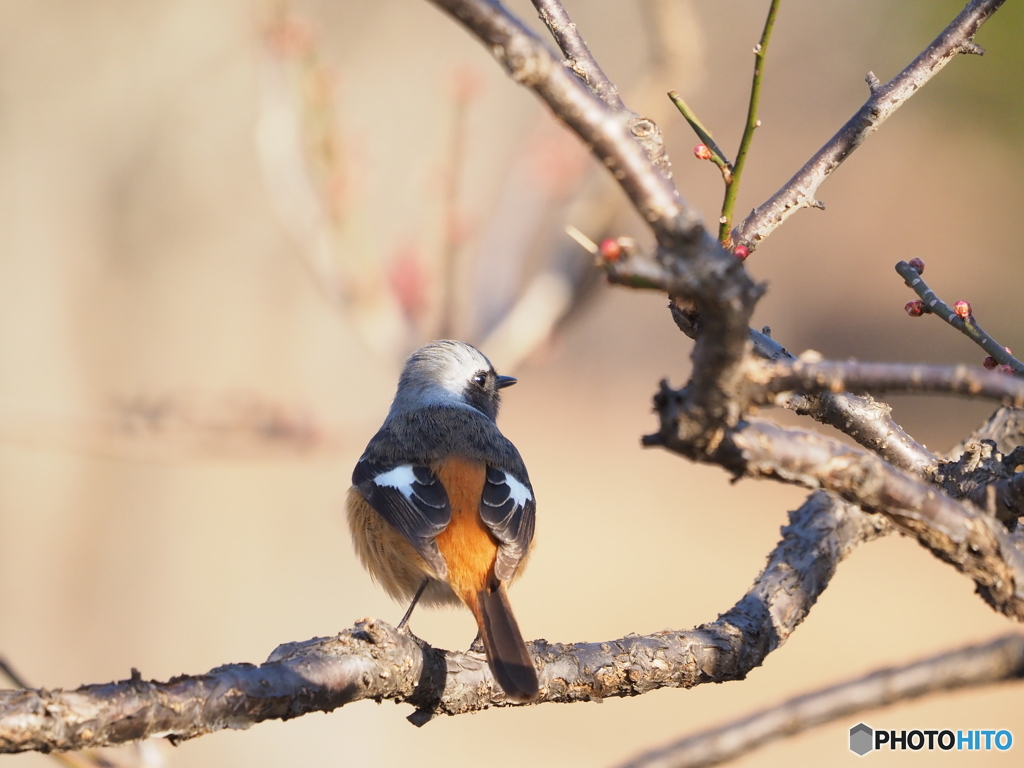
[896,260,1024,375]
[719,0,781,245]
[667,91,733,183]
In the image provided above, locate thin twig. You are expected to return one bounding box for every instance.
[750,358,1024,408]
[0,659,29,691]
[896,260,1024,374]
[719,0,780,245]
[531,0,623,109]
[667,91,733,182]
[616,634,1024,768]
[735,0,1006,250]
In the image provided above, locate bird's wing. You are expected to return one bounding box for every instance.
[352,458,451,578]
[480,463,536,582]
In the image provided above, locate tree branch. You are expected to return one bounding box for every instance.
[616,633,1024,768]
[530,0,623,109]
[718,0,780,244]
[431,0,763,451]
[896,259,1024,374]
[734,0,1006,250]
[613,257,937,475]
[0,493,886,752]
[646,405,1024,619]
[430,0,688,235]
[749,358,1024,408]
[957,406,1024,457]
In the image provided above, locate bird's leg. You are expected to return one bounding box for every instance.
[398,578,429,629]
[468,630,485,654]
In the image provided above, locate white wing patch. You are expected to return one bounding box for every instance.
[373,464,417,500]
[502,472,533,507]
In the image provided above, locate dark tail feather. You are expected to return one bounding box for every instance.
[476,583,539,702]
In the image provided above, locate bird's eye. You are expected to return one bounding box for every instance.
[472,372,487,387]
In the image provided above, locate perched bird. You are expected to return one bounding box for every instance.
[346,340,539,702]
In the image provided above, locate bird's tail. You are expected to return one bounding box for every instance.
[472,581,539,702]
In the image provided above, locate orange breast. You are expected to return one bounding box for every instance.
[432,456,497,607]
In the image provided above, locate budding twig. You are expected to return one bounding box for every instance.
[667,91,733,182]
[719,0,781,245]
[896,260,1024,375]
[735,0,1007,251]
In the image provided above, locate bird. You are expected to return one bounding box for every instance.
[346,340,539,702]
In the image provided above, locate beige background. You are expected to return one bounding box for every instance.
[1,1,1023,766]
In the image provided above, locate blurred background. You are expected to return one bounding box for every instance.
[1,0,1023,766]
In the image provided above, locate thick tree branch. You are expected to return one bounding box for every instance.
[647,405,1024,619]
[618,259,937,475]
[0,493,885,752]
[616,633,1024,768]
[936,439,1024,527]
[734,0,1006,250]
[431,0,762,449]
[973,471,1024,527]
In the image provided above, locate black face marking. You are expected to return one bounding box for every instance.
[463,368,501,421]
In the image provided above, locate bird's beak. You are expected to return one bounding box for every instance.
[496,375,517,389]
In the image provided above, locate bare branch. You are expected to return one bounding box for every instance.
[735,0,1007,250]
[0,494,886,752]
[973,471,1024,527]
[750,358,1024,408]
[430,0,688,235]
[646,405,1024,619]
[956,406,1024,457]
[616,634,1024,768]
[896,260,1024,374]
[530,0,623,109]
[430,0,763,451]
[937,440,1024,527]
[614,257,936,474]
[743,329,936,474]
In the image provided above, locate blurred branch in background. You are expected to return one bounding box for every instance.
[615,634,1024,768]
[255,1,705,372]
[0,391,340,461]
[256,2,406,356]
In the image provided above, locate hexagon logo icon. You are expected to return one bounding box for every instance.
[850,723,873,756]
